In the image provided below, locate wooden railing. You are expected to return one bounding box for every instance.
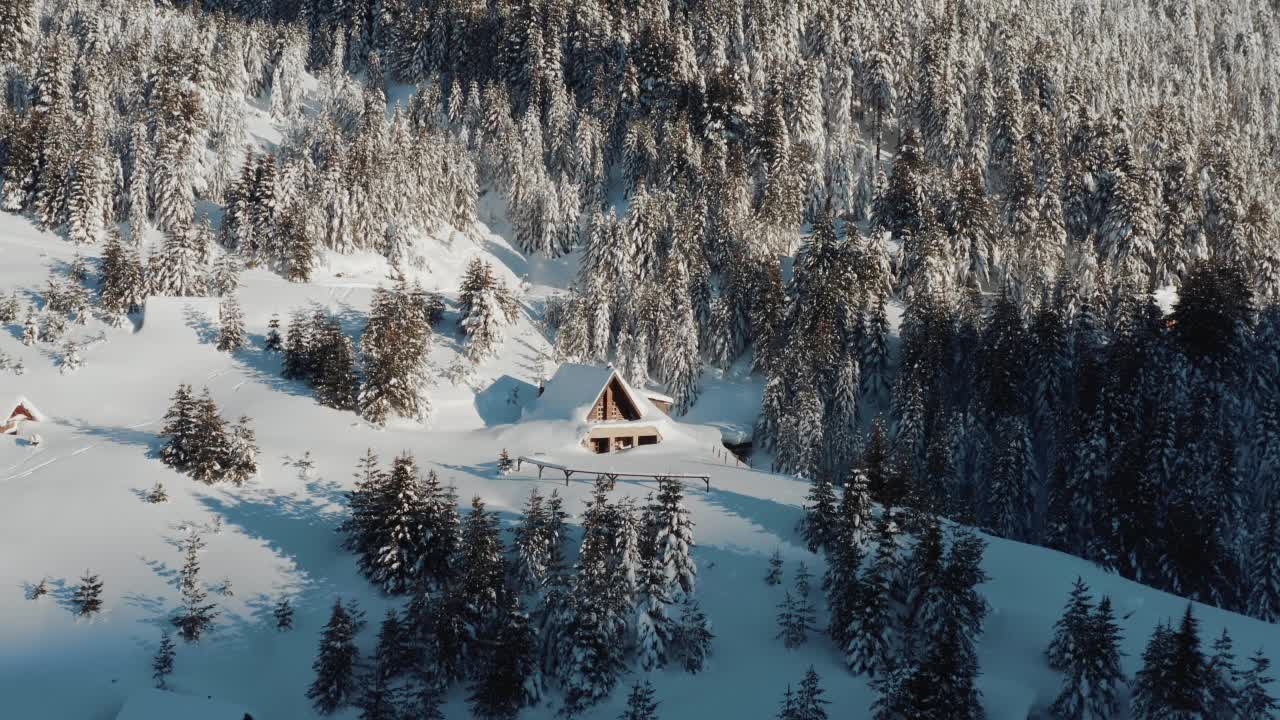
[516,456,712,491]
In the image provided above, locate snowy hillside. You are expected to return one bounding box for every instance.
[1,212,1277,719]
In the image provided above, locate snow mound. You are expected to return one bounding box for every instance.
[115,688,252,720]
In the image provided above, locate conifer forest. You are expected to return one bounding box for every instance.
[2,0,1280,717]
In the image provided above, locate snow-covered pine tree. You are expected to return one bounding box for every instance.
[152,631,175,689]
[497,448,513,476]
[149,225,206,297]
[674,597,713,673]
[209,254,241,297]
[359,284,432,424]
[309,312,357,411]
[223,416,259,486]
[619,680,659,720]
[801,474,839,554]
[188,390,230,484]
[458,258,516,362]
[633,550,677,671]
[371,609,416,683]
[172,533,218,642]
[652,475,696,598]
[1131,606,1210,719]
[216,293,246,351]
[283,308,313,381]
[73,570,104,617]
[58,337,82,374]
[559,486,628,716]
[307,598,362,715]
[509,487,551,594]
[795,666,830,720]
[467,593,540,719]
[1047,577,1094,671]
[265,313,283,352]
[274,596,294,631]
[369,453,426,595]
[1205,628,1242,719]
[145,481,168,503]
[1238,649,1280,720]
[420,468,461,588]
[21,306,38,345]
[766,549,784,586]
[846,514,898,676]
[158,384,197,469]
[455,495,506,640]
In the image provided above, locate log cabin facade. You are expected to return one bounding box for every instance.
[532,364,667,453]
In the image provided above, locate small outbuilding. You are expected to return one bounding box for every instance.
[2,396,45,435]
[530,364,669,453]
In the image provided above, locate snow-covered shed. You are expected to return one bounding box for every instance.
[115,689,253,720]
[528,364,669,453]
[2,396,45,435]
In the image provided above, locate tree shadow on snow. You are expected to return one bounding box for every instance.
[193,480,351,590]
[184,305,219,345]
[697,486,807,548]
[64,418,164,456]
[473,375,537,427]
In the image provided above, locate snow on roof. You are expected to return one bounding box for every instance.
[528,364,654,422]
[115,689,251,720]
[641,388,674,404]
[7,396,46,422]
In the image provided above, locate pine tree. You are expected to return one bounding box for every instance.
[274,596,294,631]
[216,293,246,351]
[777,583,815,650]
[188,390,230,484]
[634,545,677,671]
[795,666,830,720]
[354,453,425,594]
[1239,649,1280,720]
[223,416,259,486]
[146,481,168,503]
[73,570,104,617]
[159,384,197,469]
[468,594,539,720]
[619,680,659,720]
[371,610,416,683]
[846,514,897,676]
[458,258,516,362]
[497,448,514,475]
[58,337,82,374]
[777,685,800,720]
[1132,606,1210,719]
[1249,498,1280,623]
[801,474,839,554]
[264,313,284,352]
[765,549,784,586]
[307,599,363,715]
[1047,577,1094,671]
[653,476,696,598]
[21,306,38,345]
[1205,628,1241,719]
[152,631,176,689]
[359,284,432,424]
[510,487,550,594]
[674,597,713,673]
[172,534,218,642]
[283,309,313,381]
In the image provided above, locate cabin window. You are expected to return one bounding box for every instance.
[638,435,658,446]
[591,438,611,454]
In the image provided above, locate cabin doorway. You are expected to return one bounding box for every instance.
[591,437,611,454]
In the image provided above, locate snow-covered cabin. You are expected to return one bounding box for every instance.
[2,396,45,435]
[529,364,668,453]
[115,689,253,720]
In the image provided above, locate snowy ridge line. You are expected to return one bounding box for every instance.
[515,455,712,491]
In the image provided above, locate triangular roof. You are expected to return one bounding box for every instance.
[7,396,45,422]
[530,364,656,423]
